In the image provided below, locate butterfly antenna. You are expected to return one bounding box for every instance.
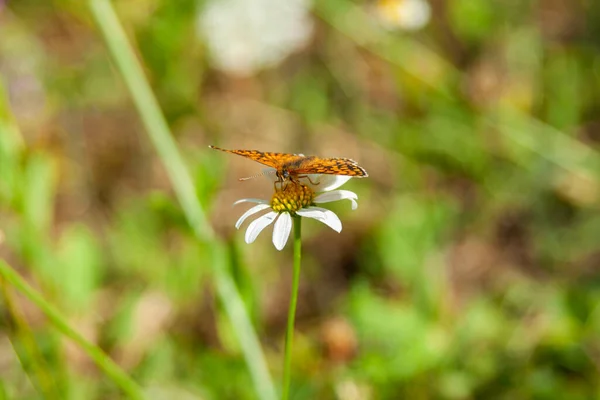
[239,169,276,181]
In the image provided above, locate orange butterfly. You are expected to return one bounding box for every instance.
[209,146,368,183]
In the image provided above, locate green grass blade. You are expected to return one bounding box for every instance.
[87,1,277,399]
[1,281,59,398]
[0,260,144,400]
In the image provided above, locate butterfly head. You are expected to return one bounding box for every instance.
[276,167,291,182]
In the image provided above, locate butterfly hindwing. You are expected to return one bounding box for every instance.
[292,157,368,177]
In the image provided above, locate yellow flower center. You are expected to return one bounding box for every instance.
[270,182,314,213]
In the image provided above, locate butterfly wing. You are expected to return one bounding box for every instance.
[209,146,304,169]
[291,157,368,177]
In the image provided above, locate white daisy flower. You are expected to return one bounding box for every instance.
[234,175,359,251]
[197,0,314,77]
[373,0,431,31]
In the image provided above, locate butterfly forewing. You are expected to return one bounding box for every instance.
[209,146,304,169]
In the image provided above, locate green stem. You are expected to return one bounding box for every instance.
[0,260,144,400]
[282,216,302,400]
[87,1,276,399]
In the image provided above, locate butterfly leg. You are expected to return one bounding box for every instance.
[274,177,288,192]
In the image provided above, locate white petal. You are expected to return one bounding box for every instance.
[301,175,352,192]
[235,204,271,229]
[233,198,269,206]
[296,207,342,233]
[245,212,277,244]
[314,190,359,210]
[272,212,292,250]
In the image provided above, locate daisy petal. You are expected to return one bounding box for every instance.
[302,175,352,191]
[272,212,292,250]
[296,206,342,233]
[314,190,359,210]
[235,203,271,229]
[233,198,269,206]
[245,212,277,243]
[320,175,353,191]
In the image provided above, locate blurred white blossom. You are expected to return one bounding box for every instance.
[198,0,313,77]
[373,0,431,31]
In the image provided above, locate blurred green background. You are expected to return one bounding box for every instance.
[2,0,600,399]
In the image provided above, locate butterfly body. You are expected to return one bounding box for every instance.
[209,146,368,183]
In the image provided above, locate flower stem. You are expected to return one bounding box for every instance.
[282,216,302,400]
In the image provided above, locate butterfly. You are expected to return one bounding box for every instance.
[209,146,368,184]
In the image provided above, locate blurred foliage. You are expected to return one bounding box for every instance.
[2,0,600,399]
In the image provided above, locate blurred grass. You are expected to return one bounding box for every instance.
[88,0,276,398]
[316,0,600,182]
[2,0,600,399]
[0,260,144,399]
[1,277,58,398]
[0,77,142,398]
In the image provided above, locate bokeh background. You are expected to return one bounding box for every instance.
[2,0,600,398]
